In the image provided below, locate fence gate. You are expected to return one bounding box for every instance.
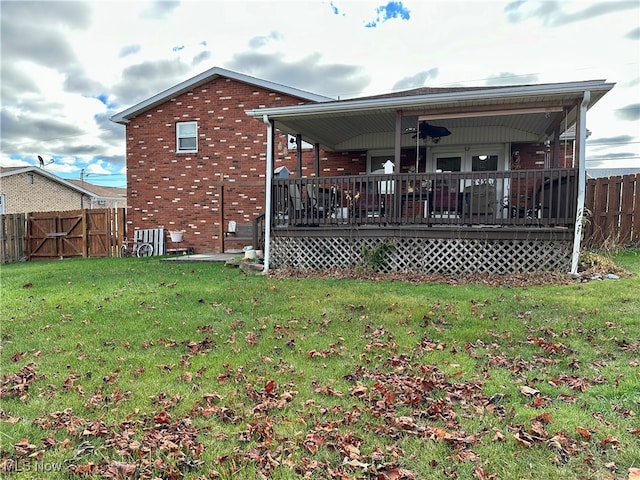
[1,213,26,263]
[27,209,121,260]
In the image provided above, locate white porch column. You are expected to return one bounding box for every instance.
[394,110,402,172]
[571,91,590,274]
[262,115,274,273]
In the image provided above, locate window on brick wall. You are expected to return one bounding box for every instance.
[176,121,197,152]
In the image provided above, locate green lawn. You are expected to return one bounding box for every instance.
[1,250,638,479]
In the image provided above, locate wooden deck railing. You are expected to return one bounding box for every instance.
[272,168,578,229]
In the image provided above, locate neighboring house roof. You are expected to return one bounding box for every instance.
[1,166,98,197]
[66,180,126,200]
[587,167,640,179]
[110,66,334,125]
[347,85,501,101]
[245,79,615,151]
[1,167,125,201]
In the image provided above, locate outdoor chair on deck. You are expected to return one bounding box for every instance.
[288,185,307,223]
[354,190,384,219]
[463,183,497,220]
[429,182,460,216]
[509,178,542,221]
[306,184,329,218]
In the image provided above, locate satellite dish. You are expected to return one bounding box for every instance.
[37,155,54,167]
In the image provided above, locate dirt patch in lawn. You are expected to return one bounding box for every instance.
[268,258,631,287]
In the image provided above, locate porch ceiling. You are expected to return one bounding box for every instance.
[248,80,614,151]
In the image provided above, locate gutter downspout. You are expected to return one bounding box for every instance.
[262,114,273,273]
[570,91,590,275]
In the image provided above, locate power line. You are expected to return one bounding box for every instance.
[587,140,640,147]
[586,156,640,161]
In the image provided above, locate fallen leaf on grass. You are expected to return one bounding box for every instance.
[264,379,276,394]
[600,434,621,449]
[72,463,99,475]
[576,426,592,440]
[312,383,344,397]
[375,466,417,480]
[629,468,640,480]
[102,461,137,478]
[11,352,25,362]
[473,465,498,480]
[303,433,325,454]
[14,438,37,456]
[519,385,540,397]
[513,432,532,448]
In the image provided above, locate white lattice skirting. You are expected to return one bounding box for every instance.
[270,236,572,275]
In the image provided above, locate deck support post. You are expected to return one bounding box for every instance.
[263,115,274,272]
[571,91,590,275]
[394,111,402,217]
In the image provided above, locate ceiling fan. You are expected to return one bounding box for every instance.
[404,121,451,143]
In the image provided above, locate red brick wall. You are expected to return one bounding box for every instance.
[511,142,574,169]
[321,149,418,175]
[125,77,316,252]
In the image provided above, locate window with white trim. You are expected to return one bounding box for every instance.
[367,149,394,173]
[176,121,197,152]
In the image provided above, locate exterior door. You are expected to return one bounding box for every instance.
[432,149,503,218]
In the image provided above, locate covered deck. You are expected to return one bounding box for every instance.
[246,79,614,274]
[264,168,577,274]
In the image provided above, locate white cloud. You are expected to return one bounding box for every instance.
[1,0,639,187]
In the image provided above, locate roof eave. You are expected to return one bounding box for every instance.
[246,79,615,119]
[110,66,334,125]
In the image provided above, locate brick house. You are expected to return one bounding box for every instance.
[0,167,126,214]
[112,69,613,273]
[110,67,331,253]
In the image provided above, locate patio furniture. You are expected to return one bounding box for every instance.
[462,183,496,220]
[224,221,255,250]
[355,191,385,218]
[306,184,332,218]
[133,228,165,256]
[509,178,542,220]
[289,185,306,218]
[539,175,577,225]
[429,182,460,216]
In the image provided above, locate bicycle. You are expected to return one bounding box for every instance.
[120,239,153,257]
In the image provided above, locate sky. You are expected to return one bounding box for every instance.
[1,0,639,187]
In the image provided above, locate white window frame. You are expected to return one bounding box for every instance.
[367,149,395,173]
[176,121,198,153]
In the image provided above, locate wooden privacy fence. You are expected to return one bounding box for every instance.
[583,174,639,248]
[26,208,126,261]
[2,177,637,262]
[1,213,26,263]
